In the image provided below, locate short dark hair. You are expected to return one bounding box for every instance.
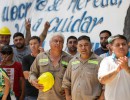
[29,36,41,43]
[99,30,112,36]
[13,32,24,39]
[110,34,127,44]
[78,35,91,42]
[1,45,13,55]
[67,36,77,43]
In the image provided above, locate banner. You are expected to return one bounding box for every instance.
[0,0,129,50]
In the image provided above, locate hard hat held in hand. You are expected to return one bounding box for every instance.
[38,72,54,92]
[0,27,11,35]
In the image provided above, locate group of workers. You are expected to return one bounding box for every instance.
[0,21,129,100]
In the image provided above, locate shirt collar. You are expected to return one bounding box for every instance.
[46,50,69,58]
[112,51,130,59]
[76,52,97,60]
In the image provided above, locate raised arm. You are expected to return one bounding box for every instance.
[25,19,31,45]
[39,21,50,44]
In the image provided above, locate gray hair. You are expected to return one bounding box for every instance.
[49,32,65,43]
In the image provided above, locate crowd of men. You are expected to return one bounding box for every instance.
[0,21,130,100]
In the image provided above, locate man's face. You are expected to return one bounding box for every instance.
[77,39,92,56]
[100,33,110,49]
[67,39,77,52]
[29,39,40,53]
[50,36,64,51]
[13,36,25,49]
[0,35,11,45]
[111,38,128,58]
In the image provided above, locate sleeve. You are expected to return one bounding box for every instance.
[22,56,30,71]
[62,61,72,89]
[98,57,110,79]
[29,56,40,81]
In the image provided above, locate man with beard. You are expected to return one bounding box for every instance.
[13,21,50,63]
[94,30,111,56]
[13,32,31,63]
[100,36,113,58]
[66,36,78,57]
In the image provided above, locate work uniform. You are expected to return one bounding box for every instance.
[29,50,72,100]
[62,53,102,100]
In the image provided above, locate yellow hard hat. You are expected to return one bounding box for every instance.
[38,72,54,92]
[0,26,11,35]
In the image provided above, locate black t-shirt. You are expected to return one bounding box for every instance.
[22,54,38,97]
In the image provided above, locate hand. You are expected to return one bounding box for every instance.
[97,90,105,100]
[117,56,129,70]
[0,55,11,67]
[116,65,122,73]
[60,89,65,98]
[44,21,50,29]
[31,79,44,90]
[19,95,24,100]
[25,19,31,32]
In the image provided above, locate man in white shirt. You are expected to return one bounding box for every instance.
[98,34,130,100]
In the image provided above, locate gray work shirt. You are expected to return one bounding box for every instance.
[29,50,72,100]
[62,53,102,100]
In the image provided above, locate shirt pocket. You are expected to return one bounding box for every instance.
[72,64,80,71]
[85,65,97,78]
[38,61,49,74]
